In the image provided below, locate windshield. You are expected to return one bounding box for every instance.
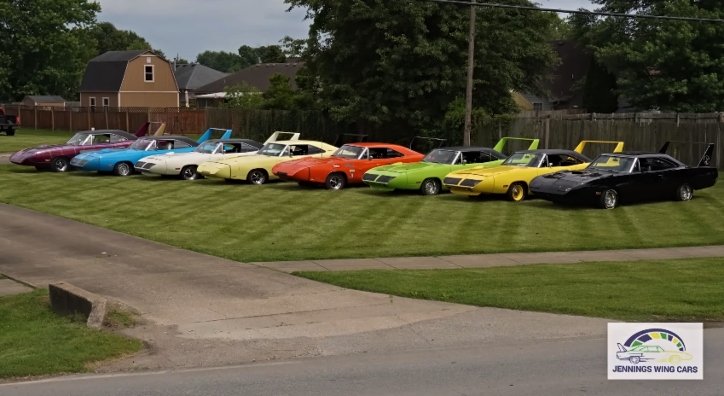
[130,139,155,151]
[67,133,91,146]
[194,142,221,154]
[587,155,635,172]
[332,145,366,159]
[422,149,459,165]
[502,153,543,167]
[258,143,288,156]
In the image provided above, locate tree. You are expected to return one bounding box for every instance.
[0,0,100,100]
[196,51,245,73]
[284,0,558,136]
[582,58,619,113]
[238,45,260,67]
[89,22,165,59]
[222,82,265,109]
[571,1,724,112]
[549,15,573,40]
[280,36,307,58]
[256,45,287,63]
[263,73,301,110]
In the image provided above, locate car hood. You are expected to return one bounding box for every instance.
[448,165,525,179]
[371,162,443,174]
[76,148,141,161]
[206,153,279,167]
[14,144,70,154]
[530,169,617,193]
[274,156,341,170]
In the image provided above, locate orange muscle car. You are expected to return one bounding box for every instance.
[271,142,425,190]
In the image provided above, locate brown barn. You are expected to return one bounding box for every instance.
[79,50,179,108]
[21,95,67,108]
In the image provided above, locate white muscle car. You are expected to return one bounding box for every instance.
[135,131,301,180]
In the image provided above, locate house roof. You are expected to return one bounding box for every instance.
[174,64,229,91]
[23,95,66,103]
[545,40,592,103]
[194,62,304,94]
[79,50,152,92]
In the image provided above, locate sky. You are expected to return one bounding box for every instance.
[95,0,597,61]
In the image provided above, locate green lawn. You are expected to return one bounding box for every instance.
[0,289,141,378]
[0,129,75,153]
[296,258,724,322]
[0,164,722,262]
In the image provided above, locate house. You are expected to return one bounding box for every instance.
[79,50,179,108]
[173,63,229,107]
[521,40,591,111]
[21,95,67,108]
[193,62,304,107]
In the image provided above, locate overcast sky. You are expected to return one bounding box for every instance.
[95,0,597,61]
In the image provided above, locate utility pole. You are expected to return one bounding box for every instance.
[463,0,476,146]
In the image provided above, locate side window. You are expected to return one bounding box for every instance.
[386,148,404,158]
[290,145,309,156]
[649,157,678,171]
[156,140,173,150]
[560,155,583,166]
[369,148,404,159]
[307,145,326,155]
[240,143,258,152]
[93,134,111,144]
[462,151,494,164]
[172,140,191,149]
[110,134,127,143]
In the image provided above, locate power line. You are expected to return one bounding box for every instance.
[416,0,724,23]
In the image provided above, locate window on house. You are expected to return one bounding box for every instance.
[89,97,96,108]
[102,97,109,107]
[145,65,154,82]
[533,102,544,111]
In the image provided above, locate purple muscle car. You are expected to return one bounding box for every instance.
[10,123,154,172]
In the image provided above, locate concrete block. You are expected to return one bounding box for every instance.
[48,282,107,329]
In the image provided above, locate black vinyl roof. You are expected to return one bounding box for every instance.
[79,50,150,92]
[514,149,591,161]
[437,146,496,152]
[77,130,136,139]
[138,136,198,145]
[205,138,263,149]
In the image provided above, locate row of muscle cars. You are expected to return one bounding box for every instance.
[8,126,719,209]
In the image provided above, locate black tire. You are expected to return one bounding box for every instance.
[180,165,201,180]
[420,178,442,196]
[598,189,618,209]
[6,129,14,136]
[674,183,693,201]
[247,169,268,185]
[50,157,70,172]
[505,182,527,202]
[325,172,346,190]
[113,162,133,176]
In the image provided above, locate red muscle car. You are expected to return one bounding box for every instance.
[272,142,425,190]
[9,122,156,172]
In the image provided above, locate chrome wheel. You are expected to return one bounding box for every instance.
[677,184,693,201]
[602,189,618,209]
[114,162,131,176]
[327,175,344,190]
[421,179,441,196]
[51,157,69,172]
[248,170,267,185]
[181,166,199,180]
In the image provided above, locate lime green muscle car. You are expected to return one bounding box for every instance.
[361,137,539,195]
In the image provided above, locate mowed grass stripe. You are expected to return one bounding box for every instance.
[1,164,723,262]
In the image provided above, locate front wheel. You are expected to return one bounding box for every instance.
[247,169,268,185]
[420,178,441,196]
[50,157,70,172]
[325,173,347,190]
[674,184,693,201]
[113,162,133,176]
[181,165,201,180]
[599,189,618,209]
[505,182,527,202]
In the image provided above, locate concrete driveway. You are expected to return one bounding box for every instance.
[0,203,609,371]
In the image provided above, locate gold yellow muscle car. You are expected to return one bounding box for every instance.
[442,140,625,201]
[197,139,338,184]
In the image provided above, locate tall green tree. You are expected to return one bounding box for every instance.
[196,50,245,73]
[263,73,301,110]
[284,0,558,136]
[571,1,724,112]
[89,22,165,59]
[256,45,287,63]
[280,36,307,58]
[222,82,265,109]
[0,0,100,101]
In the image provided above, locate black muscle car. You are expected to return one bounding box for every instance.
[529,143,718,209]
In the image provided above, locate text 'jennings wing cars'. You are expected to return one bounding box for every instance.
[270,136,445,190]
[361,137,539,195]
[442,140,625,201]
[132,129,295,180]
[529,142,718,209]
[196,136,338,184]
[8,122,160,172]
[69,133,218,176]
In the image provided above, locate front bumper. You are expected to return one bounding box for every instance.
[362,172,405,190]
[69,156,100,171]
[443,176,494,196]
[198,162,232,179]
[134,160,168,175]
[275,168,311,183]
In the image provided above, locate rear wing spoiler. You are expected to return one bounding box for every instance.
[133,122,150,137]
[573,140,625,154]
[197,128,232,143]
[656,141,714,167]
[265,131,301,144]
[333,133,369,147]
[409,136,447,151]
[492,137,539,153]
[151,122,166,136]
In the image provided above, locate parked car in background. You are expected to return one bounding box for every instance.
[362,137,539,195]
[529,143,718,209]
[0,106,20,136]
[136,131,298,180]
[8,122,161,172]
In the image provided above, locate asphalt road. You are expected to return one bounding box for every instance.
[3,333,723,396]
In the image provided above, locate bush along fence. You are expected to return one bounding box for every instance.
[4,105,723,170]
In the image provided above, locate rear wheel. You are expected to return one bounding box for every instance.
[6,129,14,136]
[325,173,347,190]
[247,169,268,185]
[420,178,441,196]
[599,189,618,209]
[505,182,527,202]
[113,162,133,176]
[674,183,693,201]
[50,157,69,172]
[180,165,200,180]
